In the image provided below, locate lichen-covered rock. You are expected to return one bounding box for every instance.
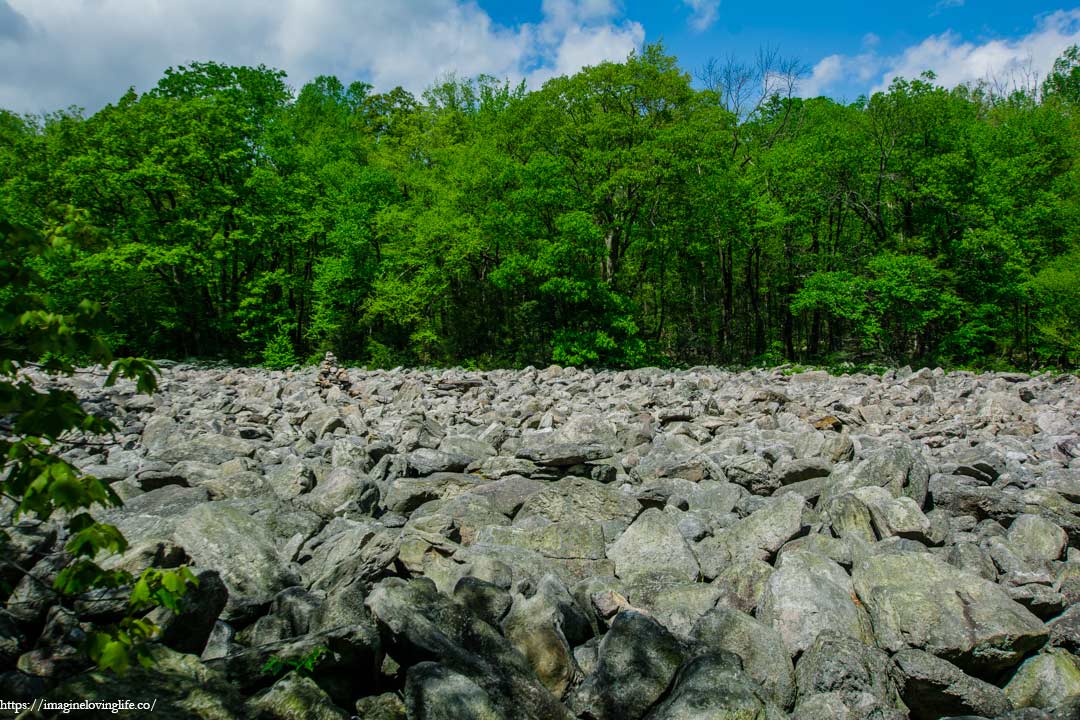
[794,632,906,713]
[40,646,244,720]
[893,648,1012,720]
[644,652,788,720]
[1008,514,1068,562]
[245,672,350,720]
[404,662,502,720]
[1004,649,1080,710]
[174,501,301,621]
[694,493,805,577]
[852,553,1048,674]
[365,578,572,720]
[690,607,796,710]
[757,550,874,656]
[607,508,700,582]
[568,611,687,720]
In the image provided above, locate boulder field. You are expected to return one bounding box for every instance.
[4,359,1080,719]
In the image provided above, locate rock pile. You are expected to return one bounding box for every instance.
[3,363,1080,719]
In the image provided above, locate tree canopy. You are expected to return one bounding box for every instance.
[2,46,1078,370]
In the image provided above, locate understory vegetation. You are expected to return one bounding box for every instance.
[2,44,1079,370]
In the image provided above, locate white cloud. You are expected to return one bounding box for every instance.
[800,9,1080,98]
[0,0,644,114]
[682,0,720,32]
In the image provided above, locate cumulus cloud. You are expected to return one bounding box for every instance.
[682,0,721,31]
[801,9,1080,99]
[0,0,644,114]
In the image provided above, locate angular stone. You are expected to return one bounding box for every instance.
[852,553,1047,675]
[568,611,687,720]
[775,458,833,486]
[50,646,244,720]
[851,485,933,542]
[690,607,796,710]
[381,472,481,515]
[1008,514,1068,562]
[757,550,874,657]
[625,576,721,639]
[608,508,700,582]
[694,493,805,578]
[644,652,787,720]
[711,558,774,614]
[833,444,931,508]
[245,672,350,720]
[517,442,609,467]
[174,502,300,621]
[794,632,906,712]
[404,662,501,720]
[501,575,588,698]
[1004,649,1080,710]
[365,578,572,720]
[516,476,640,541]
[893,648,1012,720]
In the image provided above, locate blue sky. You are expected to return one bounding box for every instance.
[1,1,1078,114]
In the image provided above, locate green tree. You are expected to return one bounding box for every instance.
[1,210,197,674]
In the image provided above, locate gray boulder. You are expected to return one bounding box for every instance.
[852,553,1047,675]
[794,632,906,712]
[404,662,501,720]
[174,502,300,621]
[608,508,700,582]
[645,652,787,720]
[245,672,349,720]
[568,611,687,720]
[365,578,572,720]
[757,550,874,656]
[893,648,1012,720]
[690,606,796,710]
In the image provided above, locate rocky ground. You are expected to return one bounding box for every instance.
[3,358,1080,719]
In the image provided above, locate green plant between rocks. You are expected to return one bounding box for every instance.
[0,209,199,674]
[260,646,330,679]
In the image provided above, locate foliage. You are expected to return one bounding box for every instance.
[261,646,329,679]
[1,46,1078,370]
[0,210,197,674]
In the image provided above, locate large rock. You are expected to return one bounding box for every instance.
[757,550,874,657]
[365,578,572,720]
[644,652,788,720]
[829,443,930,508]
[568,611,687,720]
[695,493,805,578]
[851,485,933,542]
[44,646,244,720]
[501,575,589,698]
[516,477,641,541]
[381,472,481,515]
[634,434,715,483]
[852,553,1047,675]
[690,607,796,710]
[607,508,700,582]
[174,502,301,621]
[712,558,774,614]
[794,632,906,713]
[150,569,229,655]
[893,648,1012,720]
[155,433,257,465]
[245,672,350,720]
[1004,649,1080,710]
[1008,514,1068,562]
[404,662,502,720]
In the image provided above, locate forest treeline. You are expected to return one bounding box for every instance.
[2,44,1078,370]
